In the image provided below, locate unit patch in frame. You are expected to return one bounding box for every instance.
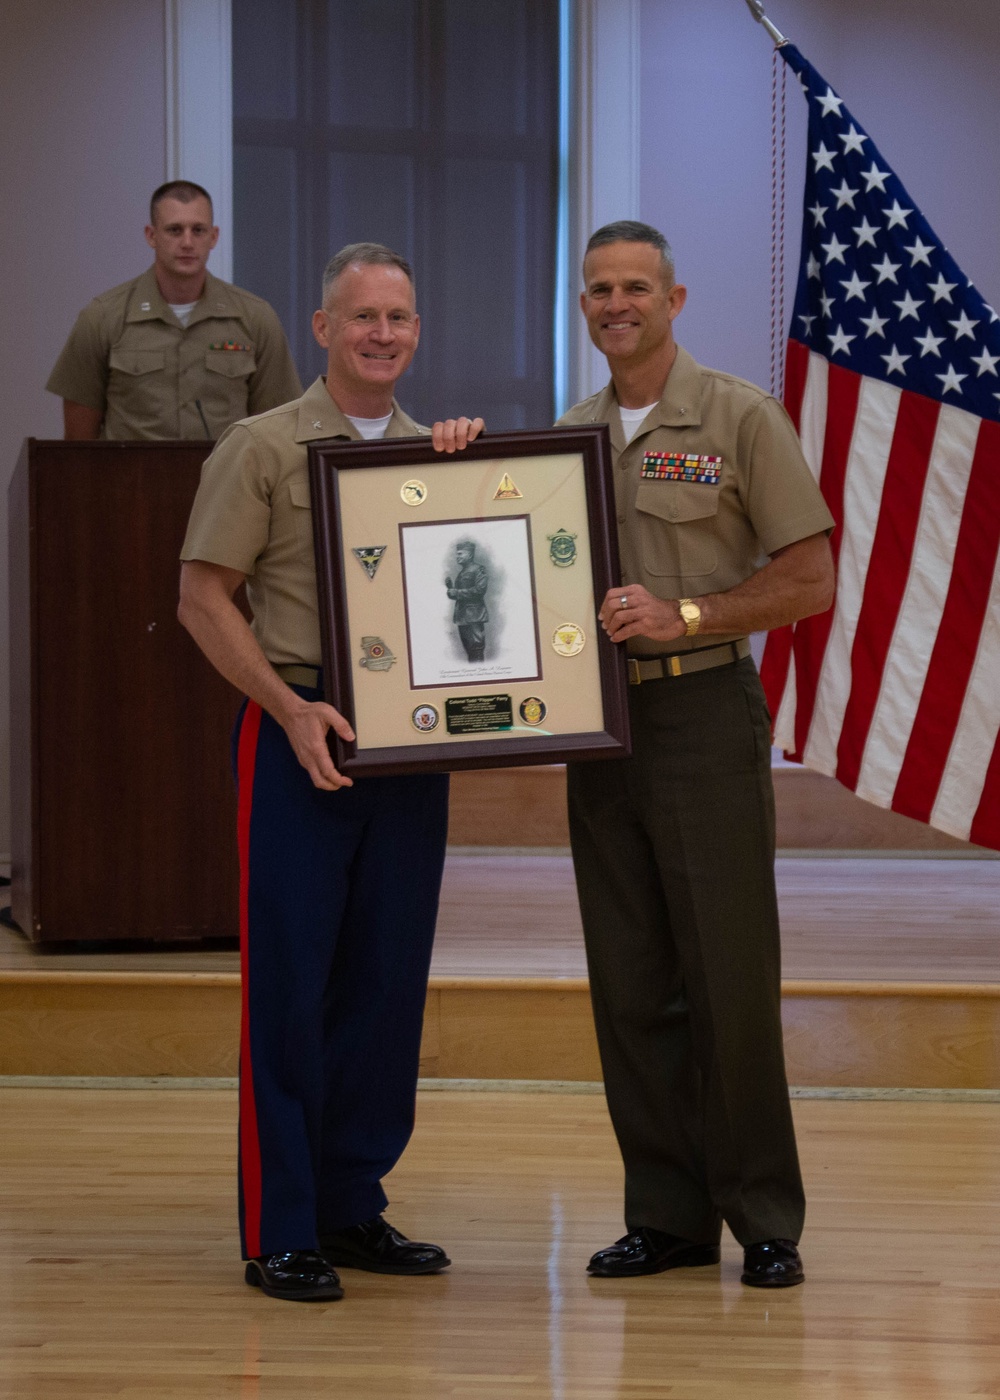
[518,696,547,726]
[352,545,387,579]
[411,704,440,732]
[493,472,523,500]
[547,526,577,567]
[358,636,396,671]
[400,479,428,506]
[552,623,585,657]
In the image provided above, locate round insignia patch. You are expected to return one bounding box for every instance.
[400,479,428,507]
[519,697,547,726]
[411,704,440,732]
[552,623,585,657]
[547,527,578,567]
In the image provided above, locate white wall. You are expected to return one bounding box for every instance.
[638,0,1000,391]
[0,0,167,857]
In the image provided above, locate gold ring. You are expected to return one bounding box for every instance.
[620,595,628,610]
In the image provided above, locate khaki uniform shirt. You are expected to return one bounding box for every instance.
[47,267,302,440]
[181,377,430,666]
[557,345,834,656]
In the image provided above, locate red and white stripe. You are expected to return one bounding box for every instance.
[762,339,1000,849]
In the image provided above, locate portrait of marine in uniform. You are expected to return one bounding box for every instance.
[399,516,542,688]
[445,539,489,662]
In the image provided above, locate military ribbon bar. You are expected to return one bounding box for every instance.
[640,452,723,484]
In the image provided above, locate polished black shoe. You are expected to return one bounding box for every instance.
[319,1216,451,1275]
[587,1227,721,1278]
[244,1250,344,1301]
[741,1239,804,1288]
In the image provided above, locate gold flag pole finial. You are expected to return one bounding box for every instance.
[744,0,788,47]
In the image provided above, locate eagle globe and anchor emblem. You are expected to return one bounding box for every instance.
[547,526,578,568]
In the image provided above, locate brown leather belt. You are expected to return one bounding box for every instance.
[627,637,751,685]
[274,664,322,688]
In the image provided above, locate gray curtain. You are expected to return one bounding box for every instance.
[233,0,559,429]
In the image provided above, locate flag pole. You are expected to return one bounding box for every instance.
[743,0,788,48]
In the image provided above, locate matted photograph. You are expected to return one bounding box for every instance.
[400,515,542,689]
[307,425,630,776]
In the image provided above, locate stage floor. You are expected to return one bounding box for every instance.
[2,851,997,982]
[0,1084,997,1399]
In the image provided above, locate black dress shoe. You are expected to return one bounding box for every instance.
[319,1216,451,1275]
[741,1239,804,1288]
[244,1250,344,1301]
[587,1227,721,1277]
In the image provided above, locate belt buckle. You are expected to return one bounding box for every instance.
[628,657,642,686]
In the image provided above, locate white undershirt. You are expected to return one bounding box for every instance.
[345,411,393,441]
[618,403,658,445]
[169,301,198,327]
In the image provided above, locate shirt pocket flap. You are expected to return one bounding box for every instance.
[635,479,721,526]
[108,348,165,376]
[205,348,257,378]
[289,481,312,509]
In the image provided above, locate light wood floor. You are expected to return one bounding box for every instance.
[1,1086,997,1398]
[2,853,998,981]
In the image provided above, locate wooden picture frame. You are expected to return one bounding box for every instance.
[308,425,630,775]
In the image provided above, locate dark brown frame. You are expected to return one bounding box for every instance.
[308,425,629,775]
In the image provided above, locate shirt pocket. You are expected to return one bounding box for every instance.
[634,479,720,580]
[108,348,165,377]
[204,349,257,379]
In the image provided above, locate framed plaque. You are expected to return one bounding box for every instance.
[308,425,629,776]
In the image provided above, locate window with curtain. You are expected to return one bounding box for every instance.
[232,0,560,429]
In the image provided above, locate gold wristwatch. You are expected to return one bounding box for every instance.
[678,598,701,637]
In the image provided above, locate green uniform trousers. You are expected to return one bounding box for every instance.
[567,654,805,1247]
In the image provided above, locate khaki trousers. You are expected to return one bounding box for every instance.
[567,655,805,1246]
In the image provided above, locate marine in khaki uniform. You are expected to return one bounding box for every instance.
[47,180,301,441]
[179,243,482,1303]
[559,221,835,1289]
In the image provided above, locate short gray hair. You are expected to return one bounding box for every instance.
[584,221,675,283]
[321,243,415,305]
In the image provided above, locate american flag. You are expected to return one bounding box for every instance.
[760,43,1000,851]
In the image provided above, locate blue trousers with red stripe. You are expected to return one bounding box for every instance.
[233,689,449,1260]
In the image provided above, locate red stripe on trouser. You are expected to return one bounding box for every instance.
[790,361,860,759]
[835,391,940,792]
[236,701,264,1260]
[892,418,1000,823]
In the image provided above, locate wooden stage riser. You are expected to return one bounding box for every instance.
[2,978,998,1088]
[448,765,985,852]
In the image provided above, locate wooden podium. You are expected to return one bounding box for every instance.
[9,439,242,943]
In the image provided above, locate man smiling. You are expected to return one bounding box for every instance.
[558,221,835,1290]
[179,243,481,1301]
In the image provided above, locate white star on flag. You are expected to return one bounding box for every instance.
[948,311,979,340]
[893,291,924,320]
[884,200,913,229]
[872,255,901,284]
[839,272,871,302]
[859,309,889,338]
[903,237,934,267]
[838,123,868,155]
[928,274,957,303]
[860,163,890,192]
[880,345,910,375]
[914,328,945,357]
[935,364,968,395]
